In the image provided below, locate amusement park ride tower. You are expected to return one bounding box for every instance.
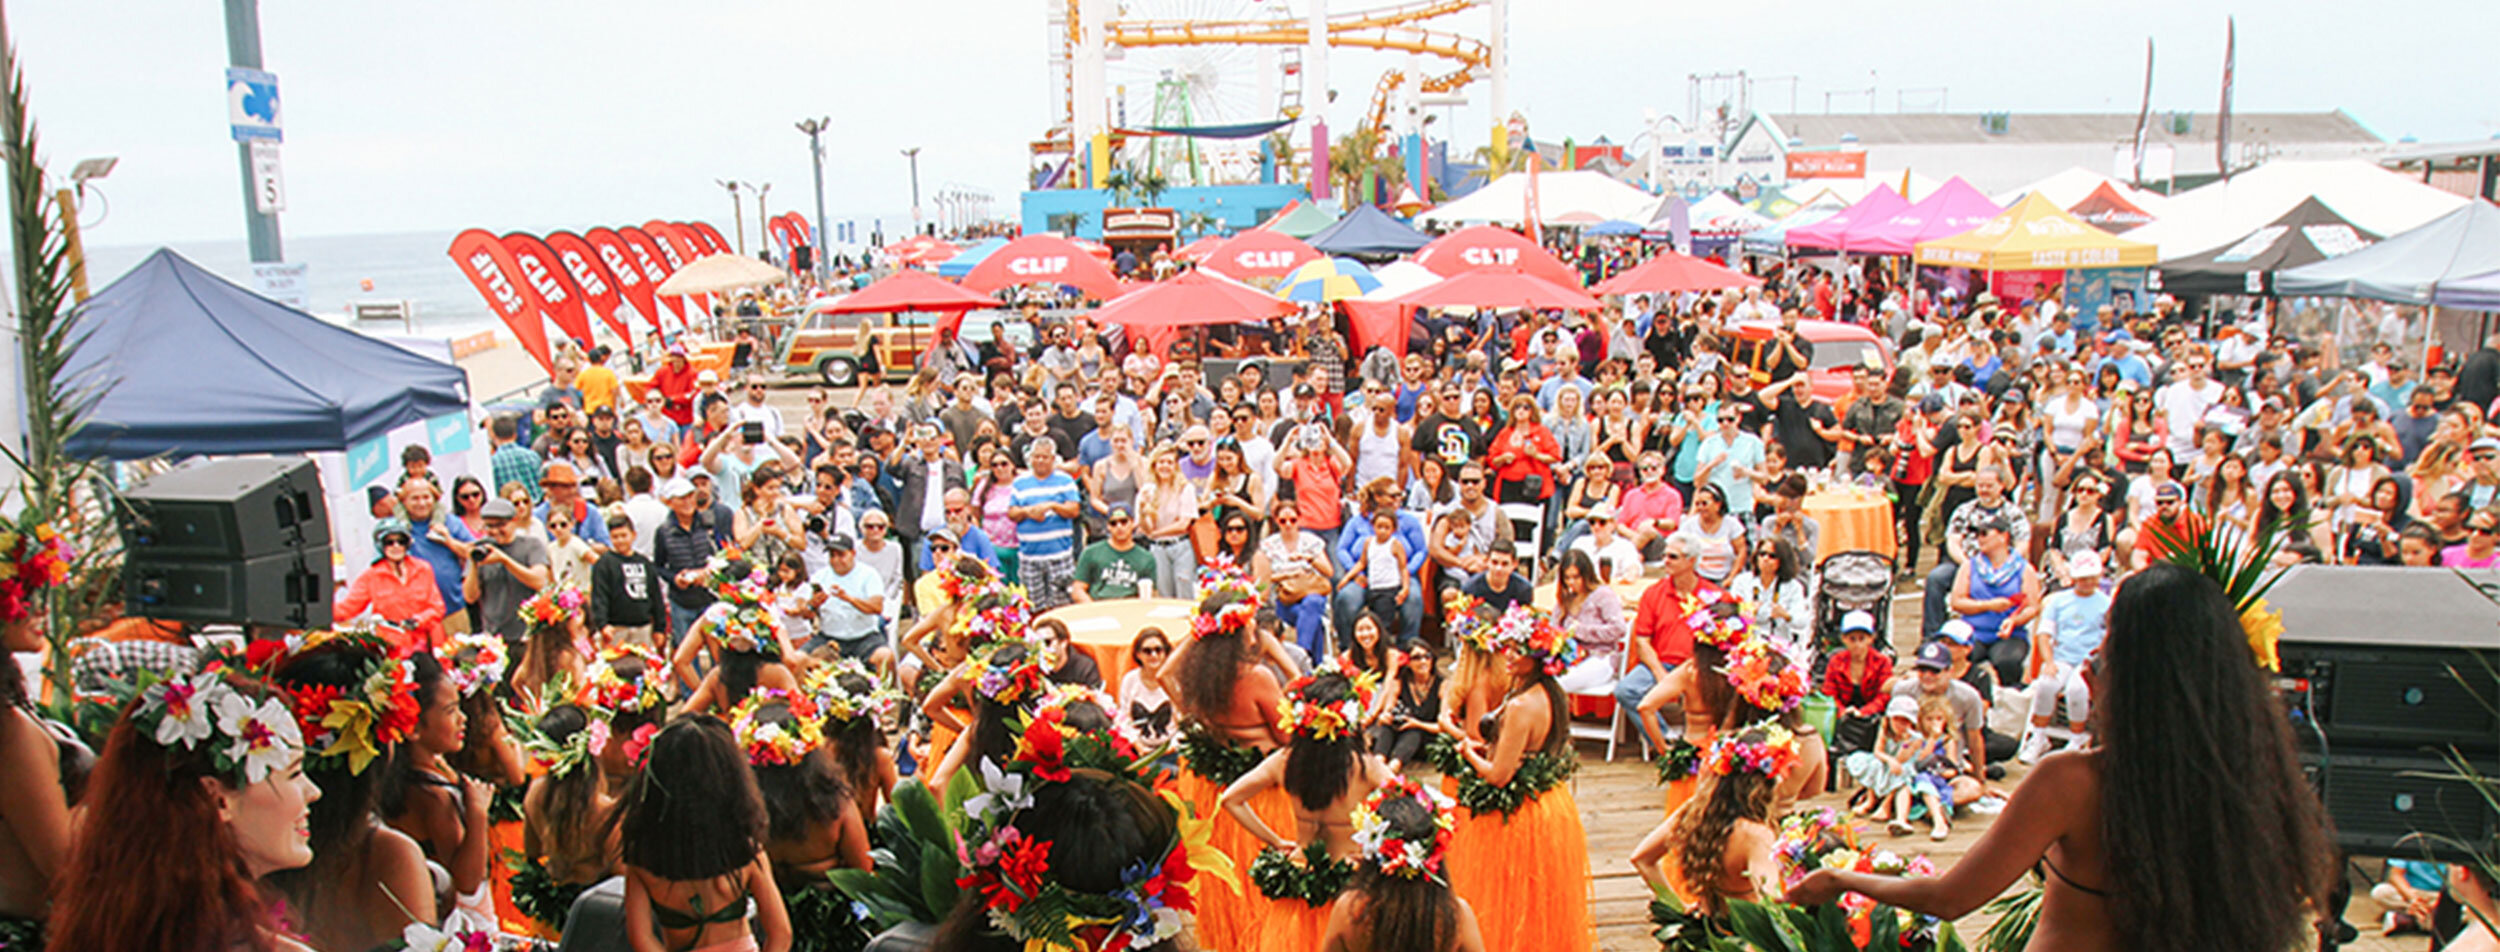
[1037,0,1508,195]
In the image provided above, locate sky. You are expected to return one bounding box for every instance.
[13,0,2496,250]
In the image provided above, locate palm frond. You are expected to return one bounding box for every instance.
[2146,510,2293,610]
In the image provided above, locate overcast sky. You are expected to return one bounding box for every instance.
[14,0,2493,248]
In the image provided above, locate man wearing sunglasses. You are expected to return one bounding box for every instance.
[729,374,785,442]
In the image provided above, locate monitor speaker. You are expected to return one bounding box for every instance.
[120,458,331,559]
[123,550,329,628]
[2305,750,2500,863]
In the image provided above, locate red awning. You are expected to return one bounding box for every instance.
[1410,225,1582,288]
[1391,265,1604,312]
[959,234,1126,299]
[1591,250,1764,296]
[812,269,1000,314]
[1197,229,1323,283]
[1092,269,1296,330]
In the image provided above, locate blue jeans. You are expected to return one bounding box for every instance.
[1276,591,1330,659]
[1615,663,1673,749]
[1332,583,1423,643]
[1922,560,1961,640]
[668,601,707,647]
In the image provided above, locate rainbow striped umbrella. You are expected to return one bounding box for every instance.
[1278,257,1382,303]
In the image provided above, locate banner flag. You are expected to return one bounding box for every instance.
[446,228,553,372]
[2217,17,2236,180]
[544,231,632,342]
[499,233,594,344]
[618,226,691,333]
[688,221,733,255]
[586,227,665,335]
[646,221,711,318]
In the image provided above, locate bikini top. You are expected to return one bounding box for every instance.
[648,878,753,936]
[2039,853,2110,899]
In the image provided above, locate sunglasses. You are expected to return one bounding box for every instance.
[1137,645,1169,657]
[1458,476,1483,485]
[1109,517,1134,525]
[381,536,411,547]
[933,542,958,553]
[457,490,484,500]
[2476,525,2499,535]
[1224,524,1249,533]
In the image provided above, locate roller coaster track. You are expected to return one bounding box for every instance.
[1105,0,1489,93]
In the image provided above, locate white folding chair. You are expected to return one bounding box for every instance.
[1497,502,1546,583]
[1563,643,1633,762]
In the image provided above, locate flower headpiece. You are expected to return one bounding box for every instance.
[1010,684,1151,784]
[1683,596,1754,649]
[1486,604,1579,676]
[955,761,1233,951]
[399,920,495,952]
[576,644,671,717]
[703,599,786,655]
[962,637,1050,707]
[0,513,70,624]
[271,630,421,776]
[1441,591,1492,651]
[936,563,991,603]
[1276,671,1375,742]
[1350,775,1456,883]
[1720,635,1810,714]
[803,658,905,725]
[518,587,584,634]
[1190,590,1258,640]
[439,633,509,698]
[501,679,600,780]
[1700,720,1800,778]
[130,670,302,785]
[951,586,1035,654]
[730,687,824,767]
[1196,555,1259,607]
[706,547,770,606]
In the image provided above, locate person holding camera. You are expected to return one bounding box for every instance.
[699,414,799,506]
[462,498,550,645]
[1277,416,1352,554]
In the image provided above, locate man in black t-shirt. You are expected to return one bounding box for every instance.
[1461,543,1534,615]
[1407,385,1481,474]
[1765,307,1817,382]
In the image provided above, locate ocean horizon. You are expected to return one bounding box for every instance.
[87,230,506,340]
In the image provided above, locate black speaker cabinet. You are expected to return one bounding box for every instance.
[2279,643,2500,754]
[120,458,331,560]
[124,551,330,629]
[2306,749,2500,863]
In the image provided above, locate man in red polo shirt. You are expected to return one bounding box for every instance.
[1615,531,1725,754]
[2131,481,2206,569]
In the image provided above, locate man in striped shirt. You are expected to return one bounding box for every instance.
[1009,439,1083,612]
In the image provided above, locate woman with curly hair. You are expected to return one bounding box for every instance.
[1790,564,2335,952]
[1634,723,1787,916]
[614,715,791,952]
[1218,672,1395,952]
[736,691,871,952]
[265,633,439,952]
[1320,780,1485,952]
[46,670,319,952]
[1158,588,1296,951]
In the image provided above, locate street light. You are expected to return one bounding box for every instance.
[745,182,771,260]
[715,179,747,254]
[796,118,832,285]
[901,147,923,236]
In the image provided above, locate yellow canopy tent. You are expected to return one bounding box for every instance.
[1914,192,2157,272]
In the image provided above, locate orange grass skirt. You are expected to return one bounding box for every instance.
[1447,784,1597,952]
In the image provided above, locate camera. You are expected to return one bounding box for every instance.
[741,421,766,445]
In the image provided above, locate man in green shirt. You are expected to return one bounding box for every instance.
[1071,504,1157,601]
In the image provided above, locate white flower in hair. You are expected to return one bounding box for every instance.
[214,690,303,785]
[144,672,222,749]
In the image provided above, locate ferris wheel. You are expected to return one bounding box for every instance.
[1104,0,1298,186]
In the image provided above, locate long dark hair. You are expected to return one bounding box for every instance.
[823,669,886,802]
[968,642,1037,768]
[2097,564,2332,952]
[1488,664,1570,759]
[749,702,853,845]
[1282,672,1363,812]
[1173,590,1254,720]
[378,651,453,819]
[528,705,607,870]
[46,677,285,952]
[613,715,767,881]
[931,768,1181,952]
[1346,794,1458,952]
[1672,763,1775,914]
[265,641,399,924]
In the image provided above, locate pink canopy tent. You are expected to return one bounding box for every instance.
[1845,177,2002,255]
[1785,185,1908,252]
[1196,228,1323,285]
[1391,265,1604,312]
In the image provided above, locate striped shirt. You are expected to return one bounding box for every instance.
[1010,473,1081,560]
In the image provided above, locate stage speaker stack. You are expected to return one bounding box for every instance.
[2268,565,2500,862]
[120,458,333,629]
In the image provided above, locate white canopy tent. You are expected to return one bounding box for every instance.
[1685,193,1775,234]
[2126,160,2470,261]
[1358,260,1445,301]
[1419,170,1661,228]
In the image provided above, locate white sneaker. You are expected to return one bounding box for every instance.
[2060,732,2093,752]
[2016,729,2052,764]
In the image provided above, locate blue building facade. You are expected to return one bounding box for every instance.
[1019,183,1311,240]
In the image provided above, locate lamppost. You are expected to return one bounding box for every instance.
[901,146,923,236]
[746,182,771,260]
[715,179,746,254]
[796,118,831,284]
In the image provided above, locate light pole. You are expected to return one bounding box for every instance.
[715,179,746,254]
[747,182,771,260]
[224,0,280,264]
[796,118,831,285]
[901,146,923,236]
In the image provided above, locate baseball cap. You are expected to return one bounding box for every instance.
[1105,503,1136,520]
[2067,550,2105,578]
[1937,619,1976,645]
[660,478,697,500]
[697,368,720,383]
[2154,481,2185,502]
[1913,641,1952,670]
[927,527,959,546]
[1918,394,1947,415]
[1840,610,1877,635]
[825,534,856,553]
[1885,694,1921,721]
[480,498,518,520]
[1294,383,1318,399]
[2476,437,2500,455]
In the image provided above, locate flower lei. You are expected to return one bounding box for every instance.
[577,644,671,717]
[1441,591,1491,650]
[1720,635,1810,714]
[130,670,302,785]
[1768,808,1947,946]
[803,658,904,725]
[0,514,69,623]
[1250,840,1355,906]
[1177,723,1268,787]
[440,633,509,698]
[1654,738,1703,785]
[1349,775,1455,883]
[961,637,1049,707]
[954,759,1233,952]
[705,599,785,655]
[274,630,421,776]
[730,687,824,767]
[399,920,495,952]
[1448,748,1576,817]
[1275,672,1375,742]
[518,586,584,634]
[1487,604,1579,677]
[1700,720,1800,778]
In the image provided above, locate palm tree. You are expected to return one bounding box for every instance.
[1179,210,1220,239]
[1331,125,1406,207]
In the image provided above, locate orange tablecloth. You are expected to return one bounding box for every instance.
[1042,598,1198,689]
[1802,487,1894,561]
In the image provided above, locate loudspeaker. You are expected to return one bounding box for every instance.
[2305,750,2500,863]
[120,458,331,559]
[2270,565,2500,753]
[123,550,330,629]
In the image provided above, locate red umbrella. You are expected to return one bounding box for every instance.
[813,269,1000,314]
[1391,265,1604,312]
[1093,269,1295,329]
[960,234,1125,299]
[1197,228,1322,283]
[1411,224,1582,288]
[1172,235,1222,262]
[1591,250,1764,296]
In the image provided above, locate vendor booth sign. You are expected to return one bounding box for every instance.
[1785,151,1866,180]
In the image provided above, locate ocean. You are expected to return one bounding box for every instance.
[86,230,506,339]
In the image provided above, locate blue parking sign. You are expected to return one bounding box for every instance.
[227,68,281,142]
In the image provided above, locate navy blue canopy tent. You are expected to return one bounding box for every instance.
[1307,204,1432,257]
[64,249,470,459]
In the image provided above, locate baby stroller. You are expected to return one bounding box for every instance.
[1812,550,1898,662]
